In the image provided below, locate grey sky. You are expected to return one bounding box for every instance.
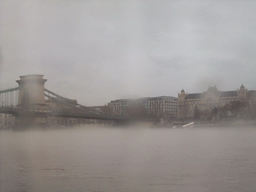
[1,0,256,106]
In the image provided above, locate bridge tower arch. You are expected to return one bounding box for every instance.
[15,75,48,128]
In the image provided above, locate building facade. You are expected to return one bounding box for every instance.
[108,96,178,118]
[0,113,15,129]
[177,85,256,120]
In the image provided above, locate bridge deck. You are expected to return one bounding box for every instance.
[0,106,129,121]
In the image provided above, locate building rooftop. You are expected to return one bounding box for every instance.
[220,91,237,97]
[185,93,202,99]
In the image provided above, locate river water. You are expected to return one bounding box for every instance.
[1,125,256,192]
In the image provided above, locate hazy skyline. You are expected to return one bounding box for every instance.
[1,0,256,106]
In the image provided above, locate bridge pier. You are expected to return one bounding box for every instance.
[15,75,48,128]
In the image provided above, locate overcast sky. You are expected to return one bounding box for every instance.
[1,0,256,106]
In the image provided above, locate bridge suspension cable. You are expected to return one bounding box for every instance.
[0,87,19,94]
[0,87,19,107]
[44,88,108,116]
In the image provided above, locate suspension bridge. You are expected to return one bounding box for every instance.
[0,75,129,128]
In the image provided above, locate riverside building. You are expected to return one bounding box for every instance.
[108,96,178,118]
[177,85,256,120]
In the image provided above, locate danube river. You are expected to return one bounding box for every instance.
[1,125,256,192]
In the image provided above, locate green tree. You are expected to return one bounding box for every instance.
[193,105,200,120]
[211,107,218,117]
[220,100,248,118]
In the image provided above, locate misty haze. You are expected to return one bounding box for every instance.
[1,1,256,192]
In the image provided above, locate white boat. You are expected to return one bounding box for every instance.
[182,122,194,128]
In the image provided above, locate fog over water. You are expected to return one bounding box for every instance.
[1,126,256,192]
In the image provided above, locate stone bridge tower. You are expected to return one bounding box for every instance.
[16,74,47,107]
[15,75,48,128]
